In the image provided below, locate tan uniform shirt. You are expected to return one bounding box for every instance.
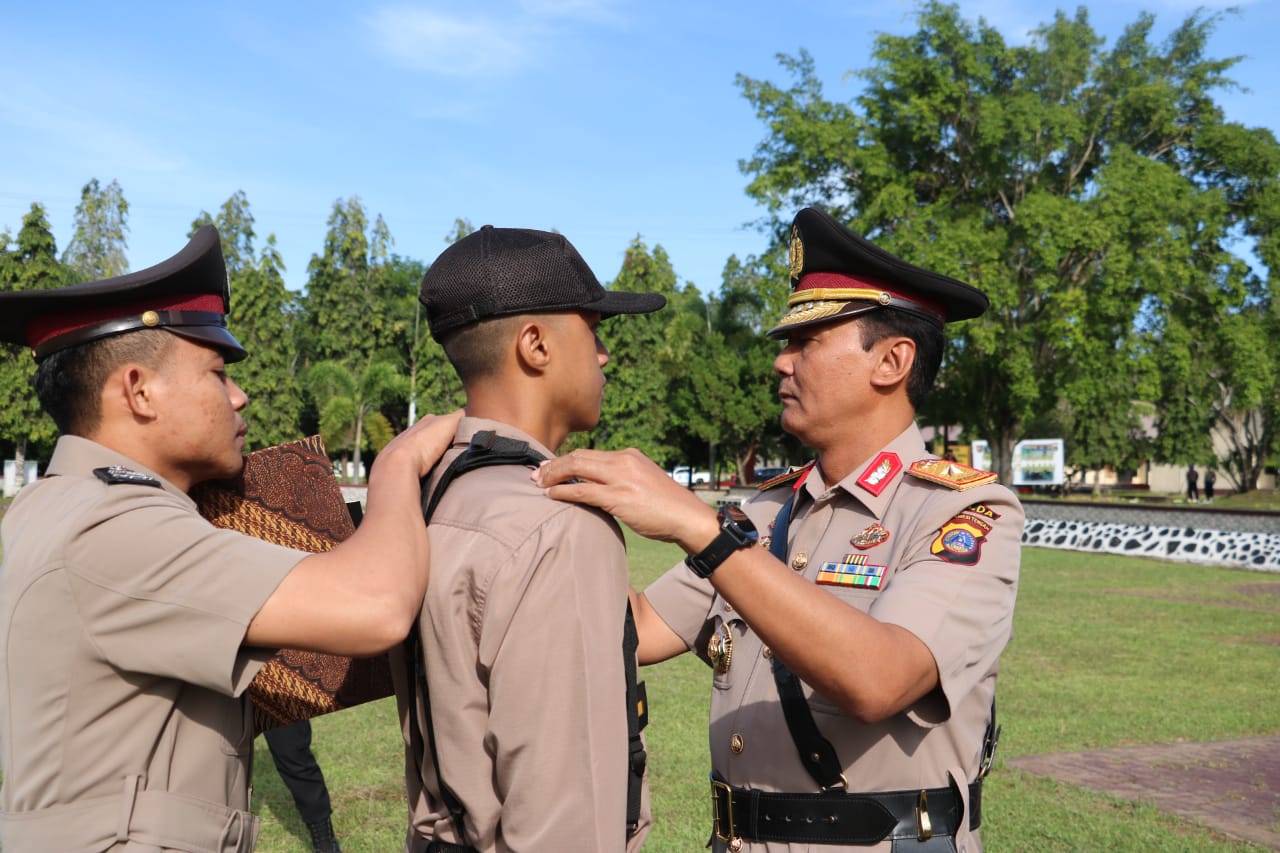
[0,436,304,852]
[394,417,650,853]
[647,424,1023,853]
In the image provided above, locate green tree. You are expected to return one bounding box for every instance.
[0,205,75,482]
[736,5,1279,485]
[306,358,409,482]
[664,253,790,483]
[580,238,681,460]
[62,178,129,279]
[408,219,473,422]
[300,197,407,368]
[191,192,302,448]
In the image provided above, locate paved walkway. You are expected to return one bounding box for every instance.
[1008,736,1280,849]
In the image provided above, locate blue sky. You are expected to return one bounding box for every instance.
[3,0,1277,298]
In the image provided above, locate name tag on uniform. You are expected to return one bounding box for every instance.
[816,554,886,589]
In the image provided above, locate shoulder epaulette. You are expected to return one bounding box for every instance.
[93,466,162,488]
[907,458,997,491]
[756,464,812,492]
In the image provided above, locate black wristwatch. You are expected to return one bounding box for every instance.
[685,508,758,578]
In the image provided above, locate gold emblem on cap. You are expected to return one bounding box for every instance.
[788,225,804,279]
[792,552,809,571]
[141,310,161,327]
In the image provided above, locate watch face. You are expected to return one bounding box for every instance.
[721,505,758,542]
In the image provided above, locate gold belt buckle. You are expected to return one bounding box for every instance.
[710,778,739,846]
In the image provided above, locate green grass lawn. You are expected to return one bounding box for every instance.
[250,539,1280,852]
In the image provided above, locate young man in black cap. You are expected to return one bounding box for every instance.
[0,226,460,852]
[536,207,1023,852]
[393,225,665,852]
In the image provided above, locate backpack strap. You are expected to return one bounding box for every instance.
[623,601,648,833]
[406,430,649,845]
[409,431,548,849]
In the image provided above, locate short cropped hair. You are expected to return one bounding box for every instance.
[441,315,528,386]
[856,309,944,409]
[33,329,175,435]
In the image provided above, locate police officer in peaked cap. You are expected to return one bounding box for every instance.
[0,226,460,851]
[536,207,1023,852]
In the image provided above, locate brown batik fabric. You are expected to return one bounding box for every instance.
[191,436,394,732]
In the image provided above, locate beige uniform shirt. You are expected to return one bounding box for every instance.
[394,417,650,853]
[0,436,304,852]
[647,424,1023,853]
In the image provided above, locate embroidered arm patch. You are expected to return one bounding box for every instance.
[930,503,1000,565]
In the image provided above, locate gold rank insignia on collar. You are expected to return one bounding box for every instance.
[756,463,813,492]
[907,458,998,491]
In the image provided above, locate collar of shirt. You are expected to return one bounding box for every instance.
[798,422,930,520]
[44,434,195,508]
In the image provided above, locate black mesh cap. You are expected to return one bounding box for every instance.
[420,225,667,341]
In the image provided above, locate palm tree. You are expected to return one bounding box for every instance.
[305,357,408,482]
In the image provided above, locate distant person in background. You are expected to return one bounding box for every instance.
[265,720,341,852]
[1187,464,1200,501]
[1204,468,1217,501]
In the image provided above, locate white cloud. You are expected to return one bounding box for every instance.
[364,6,536,76]
[518,0,624,23]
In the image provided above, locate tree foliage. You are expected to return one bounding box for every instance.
[0,205,75,477]
[62,178,129,280]
[300,197,408,367]
[736,4,1279,486]
[306,357,408,482]
[579,238,683,460]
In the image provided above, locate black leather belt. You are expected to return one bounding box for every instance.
[711,776,981,846]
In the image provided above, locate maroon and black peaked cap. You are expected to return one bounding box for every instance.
[0,225,247,362]
[767,207,989,338]
[420,225,667,342]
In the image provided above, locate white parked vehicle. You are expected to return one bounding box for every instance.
[669,466,711,486]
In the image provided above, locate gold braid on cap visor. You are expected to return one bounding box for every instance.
[777,286,945,326]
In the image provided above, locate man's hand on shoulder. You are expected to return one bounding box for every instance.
[372,409,463,480]
[533,448,719,552]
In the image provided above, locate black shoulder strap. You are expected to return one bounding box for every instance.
[408,431,547,847]
[623,601,648,834]
[406,430,649,844]
[766,494,847,790]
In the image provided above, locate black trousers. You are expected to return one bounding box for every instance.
[264,719,333,825]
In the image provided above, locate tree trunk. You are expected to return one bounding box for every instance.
[352,412,365,484]
[990,431,1016,487]
[14,437,27,489]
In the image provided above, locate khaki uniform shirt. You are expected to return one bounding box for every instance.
[0,436,304,852]
[647,424,1023,853]
[394,417,650,853]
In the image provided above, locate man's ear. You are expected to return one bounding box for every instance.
[514,319,553,375]
[109,363,162,423]
[870,337,916,390]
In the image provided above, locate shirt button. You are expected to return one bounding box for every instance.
[730,733,745,754]
[792,552,809,571]
[723,602,733,612]
[762,647,773,659]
